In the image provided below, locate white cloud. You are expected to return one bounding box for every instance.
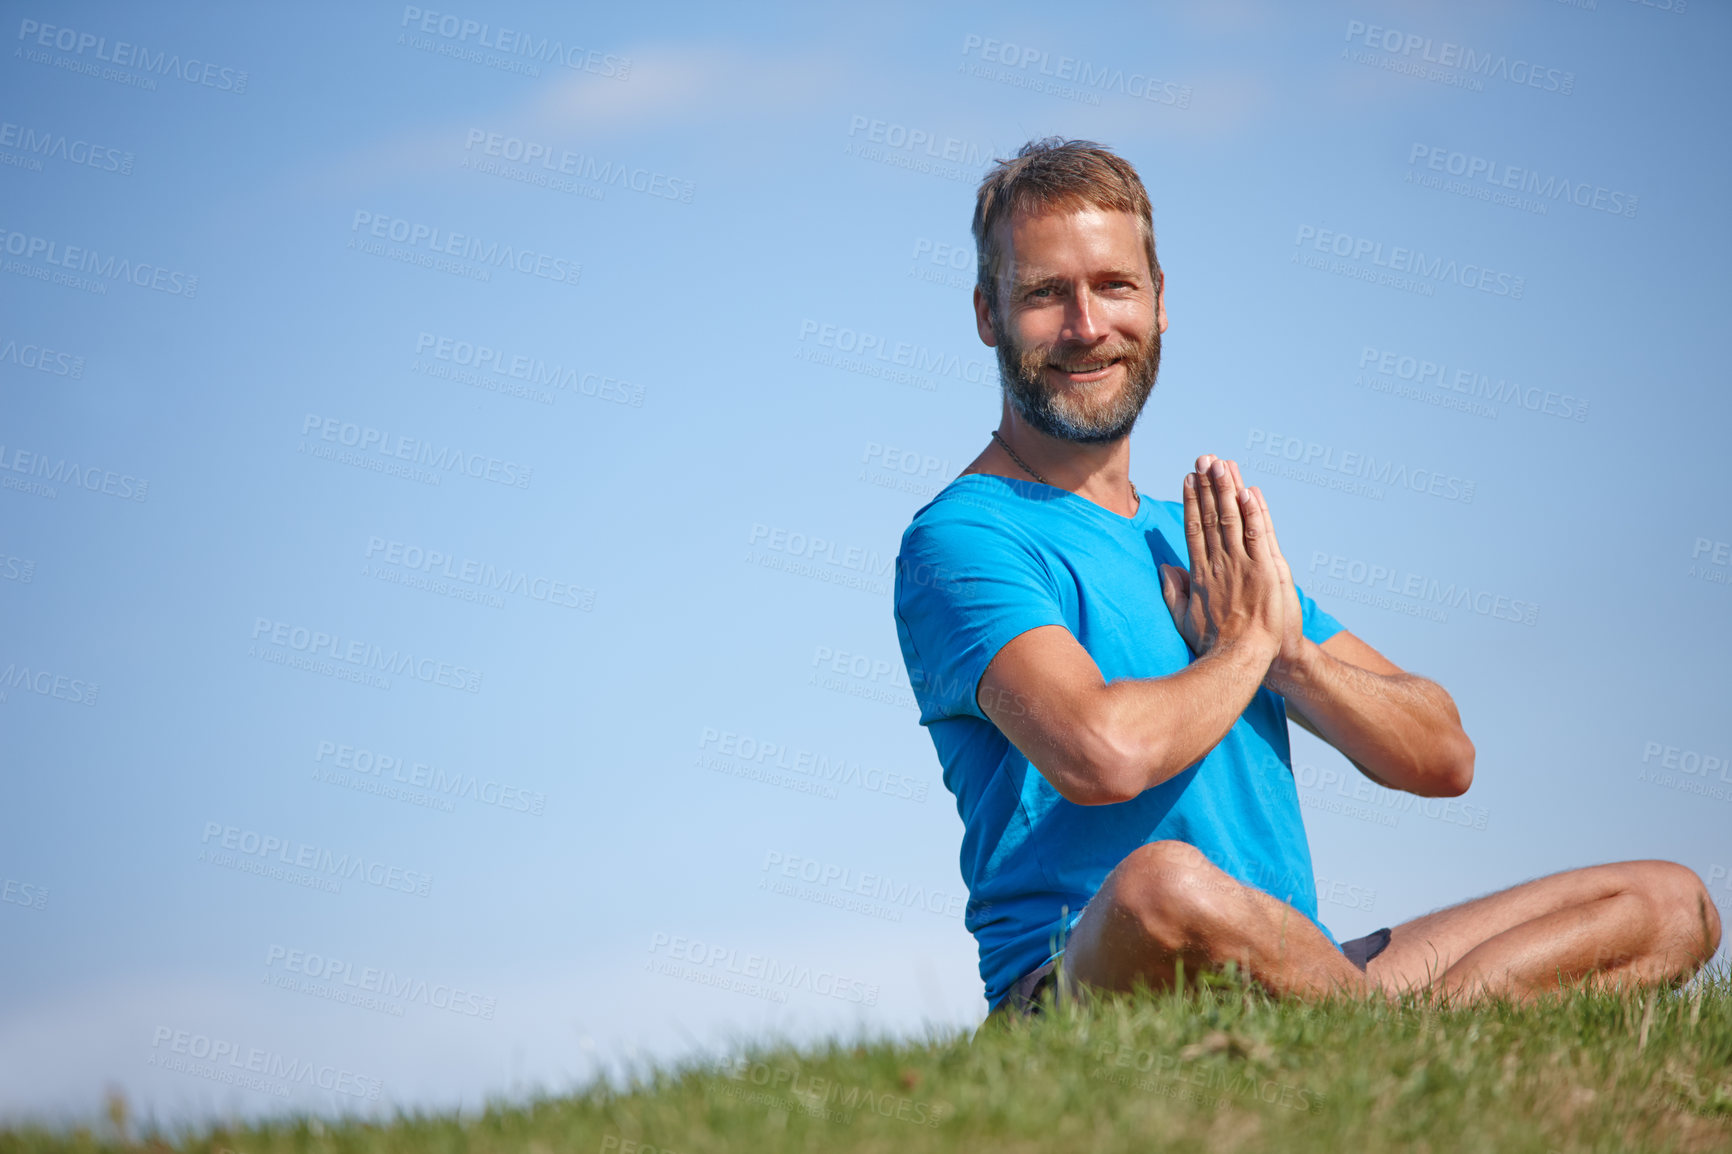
[294,42,848,197]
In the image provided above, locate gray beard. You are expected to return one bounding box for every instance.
[994,321,1161,445]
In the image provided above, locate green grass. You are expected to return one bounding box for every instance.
[10,968,1732,1154]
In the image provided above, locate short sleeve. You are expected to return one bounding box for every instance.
[894,514,1069,725]
[1295,580,1345,646]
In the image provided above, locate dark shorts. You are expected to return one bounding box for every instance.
[988,927,1394,1020]
[1339,926,1393,972]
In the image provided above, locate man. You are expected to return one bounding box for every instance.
[890,138,1721,1021]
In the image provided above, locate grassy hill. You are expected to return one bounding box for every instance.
[8,968,1732,1154]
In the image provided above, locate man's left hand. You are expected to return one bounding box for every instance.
[1195,455,1307,688]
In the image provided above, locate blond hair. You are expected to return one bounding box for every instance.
[971,137,1160,315]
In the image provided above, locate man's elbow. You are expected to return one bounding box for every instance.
[1043,753,1133,806]
[1427,732,1475,797]
[1048,724,1149,806]
[1050,775,1128,807]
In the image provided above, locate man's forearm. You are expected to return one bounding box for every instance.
[1093,636,1279,800]
[1268,639,1473,796]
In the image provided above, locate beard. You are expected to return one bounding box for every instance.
[993,313,1161,445]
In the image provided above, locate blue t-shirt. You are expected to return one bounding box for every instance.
[891,473,1346,1011]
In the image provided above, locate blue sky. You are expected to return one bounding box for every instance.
[2,0,1729,1127]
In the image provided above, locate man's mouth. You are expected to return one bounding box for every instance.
[1049,358,1120,382]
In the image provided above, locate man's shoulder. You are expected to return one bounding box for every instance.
[894,477,1064,604]
[903,474,1025,535]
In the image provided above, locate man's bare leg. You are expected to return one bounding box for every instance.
[1062,840,1372,999]
[1366,860,1722,1003]
[1059,845,1721,1008]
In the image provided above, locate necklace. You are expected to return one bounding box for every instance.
[990,429,1139,506]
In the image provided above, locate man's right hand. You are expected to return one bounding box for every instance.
[1157,457,1286,665]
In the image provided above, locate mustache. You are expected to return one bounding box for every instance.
[1016,338,1150,375]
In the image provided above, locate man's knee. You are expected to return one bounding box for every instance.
[1649,862,1722,956]
[1113,841,1233,949]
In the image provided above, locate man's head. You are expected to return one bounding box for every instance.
[971,138,1166,444]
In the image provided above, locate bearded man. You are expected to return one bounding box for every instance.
[890,137,1720,1020]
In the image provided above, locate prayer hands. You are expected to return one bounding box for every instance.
[1158,455,1299,671]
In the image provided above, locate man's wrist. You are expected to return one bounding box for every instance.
[1264,637,1324,698]
[1200,629,1282,680]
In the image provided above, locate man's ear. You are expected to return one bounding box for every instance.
[1156,269,1168,335]
[973,284,998,347]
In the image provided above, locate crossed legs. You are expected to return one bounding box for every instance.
[1060,840,1723,1005]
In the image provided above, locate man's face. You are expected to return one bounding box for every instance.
[974,206,1166,444]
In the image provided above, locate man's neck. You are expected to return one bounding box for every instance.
[963,407,1139,518]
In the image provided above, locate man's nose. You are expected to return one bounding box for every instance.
[1062,288,1108,342]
